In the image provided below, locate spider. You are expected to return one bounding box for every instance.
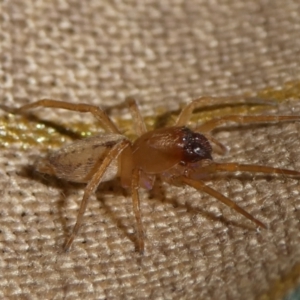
[5,97,300,253]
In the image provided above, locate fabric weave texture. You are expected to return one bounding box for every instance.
[1,1,300,299]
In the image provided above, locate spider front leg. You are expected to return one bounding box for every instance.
[176,96,275,126]
[197,115,300,133]
[201,162,300,178]
[185,161,300,228]
[63,139,130,251]
[16,99,120,133]
[180,177,266,229]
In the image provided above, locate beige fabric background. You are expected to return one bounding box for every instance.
[1,1,300,299]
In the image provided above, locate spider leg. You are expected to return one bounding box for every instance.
[197,115,300,133]
[201,162,300,177]
[126,97,147,135]
[63,139,130,251]
[131,168,145,254]
[180,177,266,229]
[175,96,276,126]
[16,99,120,133]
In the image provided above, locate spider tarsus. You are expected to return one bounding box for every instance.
[63,236,74,252]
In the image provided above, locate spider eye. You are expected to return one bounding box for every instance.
[182,128,212,163]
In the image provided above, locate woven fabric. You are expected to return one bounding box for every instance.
[1,1,300,299]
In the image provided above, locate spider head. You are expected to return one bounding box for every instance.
[181,127,212,163]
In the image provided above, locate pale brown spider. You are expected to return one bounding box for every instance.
[6,97,300,253]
